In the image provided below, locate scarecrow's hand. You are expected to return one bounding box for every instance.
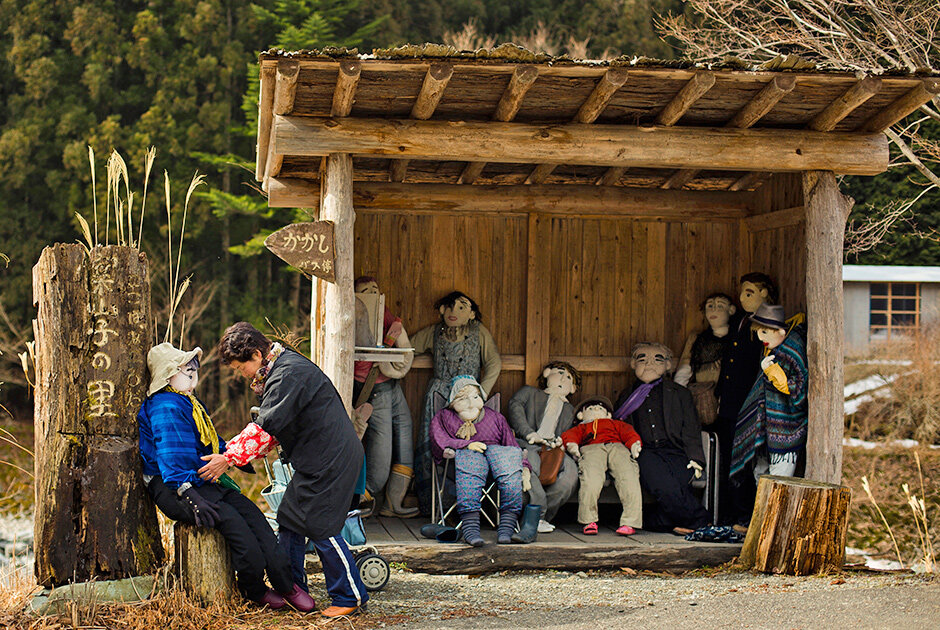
[687,460,703,480]
[522,467,532,492]
[760,355,776,371]
[565,442,581,461]
[443,447,456,459]
[630,442,642,459]
[181,487,221,528]
[548,436,563,449]
[762,360,790,395]
[467,442,487,453]
[525,432,545,445]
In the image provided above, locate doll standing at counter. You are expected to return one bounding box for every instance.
[411,292,502,515]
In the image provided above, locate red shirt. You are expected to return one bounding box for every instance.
[561,418,642,449]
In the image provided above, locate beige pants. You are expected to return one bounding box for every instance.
[577,443,642,527]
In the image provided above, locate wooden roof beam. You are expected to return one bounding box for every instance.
[274,115,889,175]
[267,177,755,219]
[263,60,300,188]
[526,68,629,184]
[255,65,277,181]
[460,65,539,185]
[330,60,362,117]
[390,63,454,183]
[656,70,716,126]
[663,75,796,190]
[808,76,881,131]
[861,79,940,132]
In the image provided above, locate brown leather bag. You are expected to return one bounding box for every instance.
[538,446,565,486]
[688,381,719,426]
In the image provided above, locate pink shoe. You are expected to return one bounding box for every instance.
[616,525,636,536]
[582,522,598,535]
[284,584,317,613]
[257,589,287,609]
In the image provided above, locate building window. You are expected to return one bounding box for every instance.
[870,282,920,339]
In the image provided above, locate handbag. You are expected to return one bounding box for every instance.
[341,510,367,547]
[688,381,719,426]
[538,446,565,486]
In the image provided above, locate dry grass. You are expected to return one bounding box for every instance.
[0,420,33,514]
[844,447,940,568]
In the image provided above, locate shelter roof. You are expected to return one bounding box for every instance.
[255,45,939,199]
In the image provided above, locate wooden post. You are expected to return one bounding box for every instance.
[803,171,852,484]
[32,244,163,587]
[174,523,235,603]
[739,475,851,575]
[319,154,355,413]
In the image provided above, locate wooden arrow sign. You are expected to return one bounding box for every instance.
[264,221,336,282]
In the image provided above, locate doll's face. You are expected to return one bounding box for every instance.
[577,403,609,424]
[631,344,672,383]
[440,297,475,328]
[756,326,787,350]
[704,296,735,329]
[356,280,380,294]
[739,281,769,314]
[451,384,484,421]
[169,359,199,394]
[543,366,576,397]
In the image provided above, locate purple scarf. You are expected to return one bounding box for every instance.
[614,378,661,420]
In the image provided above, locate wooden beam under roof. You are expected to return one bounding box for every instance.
[389,63,453,183]
[330,60,362,117]
[526,68,628,185]
[266,178,756,219]
[663,75,796,190]
[272,115,890,175]
[460,65,539,185]
[263,60,301,187]
[861,78,940,132]
[255,65,277,181]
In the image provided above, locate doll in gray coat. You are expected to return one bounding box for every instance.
[507,361,581,533]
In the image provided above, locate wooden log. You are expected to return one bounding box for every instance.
[255,65,277,181]
[729,171,770,191]
[371,541,740,575]
[460,65,539,185]
[32,244,163,587]
[664,75,796,189]
[809,77,882,131]
[330,60,361,117]
[263,60,301,185]
[526,68,629,184]
[861,79,940,132]
[267,179,755,218]
[272,115,890,175]
[803,171,852,484]
[656,70,715,126]
[596,166,627,186]
[738,476,851,576]
[744,205,805,232]
[319,154,355,414]
[391,64,454,183]
[174,523,236,604]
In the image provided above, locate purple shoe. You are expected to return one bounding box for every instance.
[284,584,317,613]
[258,589,287,610]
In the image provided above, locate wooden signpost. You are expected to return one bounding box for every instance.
[264,221,336,282]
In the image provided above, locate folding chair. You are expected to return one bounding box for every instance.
[430,455,501,527]
[693,430,721,523]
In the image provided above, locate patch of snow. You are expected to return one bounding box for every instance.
[843,437,940,450]
[847,360,913,366]
[843,388,889,415]
[844,373,898,398]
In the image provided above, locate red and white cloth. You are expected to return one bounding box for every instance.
[224,422,278,467]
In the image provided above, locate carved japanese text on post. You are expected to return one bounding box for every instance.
[264,221,336,282]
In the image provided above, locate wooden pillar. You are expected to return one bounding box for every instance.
[803,171,852,484]
[32,244,163,586]
[174,523,236,603]
[319,154,355,413]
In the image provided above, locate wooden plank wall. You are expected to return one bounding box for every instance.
[750,173,807,314]
[354,211,747,415]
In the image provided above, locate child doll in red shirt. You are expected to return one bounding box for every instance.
[562,396,643,536]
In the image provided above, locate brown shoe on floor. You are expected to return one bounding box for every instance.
[321,605,363,618]
[732,524,748,535]
[672,526,694,536]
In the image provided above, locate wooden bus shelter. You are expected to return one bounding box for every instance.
[254,44,939,492]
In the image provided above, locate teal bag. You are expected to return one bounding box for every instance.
[341,510,367,547]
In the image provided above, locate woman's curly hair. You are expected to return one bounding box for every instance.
[218,321,271,364]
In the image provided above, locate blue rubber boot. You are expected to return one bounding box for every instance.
[511,504,541,544]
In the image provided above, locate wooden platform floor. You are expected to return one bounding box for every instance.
[360,515,741,574]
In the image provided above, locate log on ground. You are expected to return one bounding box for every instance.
[174,523,236,604]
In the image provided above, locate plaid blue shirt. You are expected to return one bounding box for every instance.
[137,391,226,489]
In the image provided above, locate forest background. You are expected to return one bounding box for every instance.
[0,0,937,424]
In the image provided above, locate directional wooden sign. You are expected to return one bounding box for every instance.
[264,221,336,282]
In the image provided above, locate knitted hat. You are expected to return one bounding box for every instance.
[447,374,485,405]
[147,342,203,396]
[750,303,787,331]
[574,395,613,417]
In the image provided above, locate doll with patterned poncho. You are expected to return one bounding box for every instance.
[731,304,808,481]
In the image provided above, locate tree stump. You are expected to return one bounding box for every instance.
[738,475,851,575]
[174,523,236,603]
[32,244,163,586]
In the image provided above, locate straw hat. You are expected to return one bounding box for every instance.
[147,342,203,396]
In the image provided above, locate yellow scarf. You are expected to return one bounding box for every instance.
[167,386,219,454]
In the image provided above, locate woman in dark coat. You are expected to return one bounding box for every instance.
[199,322,368,618]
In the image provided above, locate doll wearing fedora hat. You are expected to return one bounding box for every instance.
[731,304,808,483]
